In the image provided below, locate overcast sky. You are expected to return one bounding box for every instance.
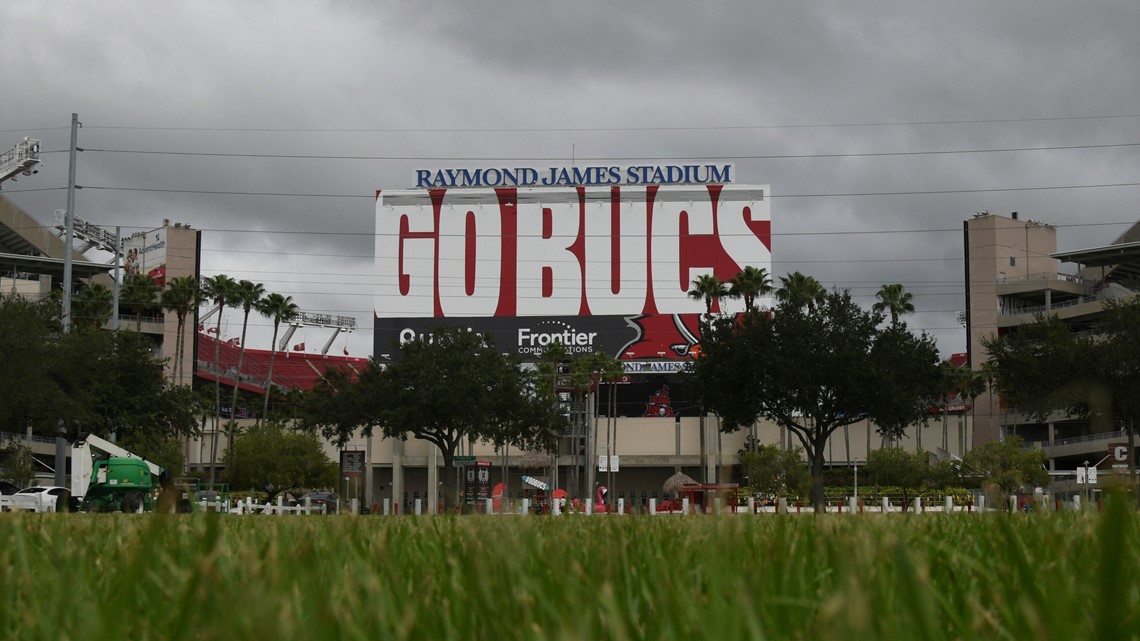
[4,1,1140,357]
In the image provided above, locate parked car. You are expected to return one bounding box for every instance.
[11,486,71,512]
[299,491,339,513]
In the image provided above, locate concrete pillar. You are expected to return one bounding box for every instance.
[682,497,690,514]
[945,496,953,513]
[649,498,657,515]
[882,497,890,513]
[778,497,788,514]
[522,498,530,515]
[351,498,359,515]
[747,497,755,514]
[485,498,493,514]
[585,499,594,515]
[913,497,922,513]
[618,498,625,515]
[414,498,422,515]
[848,497,857,513]
[382,498,390,516]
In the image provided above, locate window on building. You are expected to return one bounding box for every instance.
[1010,256,1017,267]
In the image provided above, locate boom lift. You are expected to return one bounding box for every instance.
[71,433,165,513]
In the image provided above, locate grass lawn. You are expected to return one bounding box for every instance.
[1,502,1137,641]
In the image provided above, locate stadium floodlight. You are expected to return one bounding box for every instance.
[0,137,40,187]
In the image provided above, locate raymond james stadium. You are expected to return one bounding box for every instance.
[4,151,1140,515]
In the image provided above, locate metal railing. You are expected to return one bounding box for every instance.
[1024,429,1127,448]
[0,431,59,445]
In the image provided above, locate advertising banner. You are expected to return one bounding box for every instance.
[375,183,770,361]
[123,227,168,287]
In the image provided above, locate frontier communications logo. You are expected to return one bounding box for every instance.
[517,320,598,356]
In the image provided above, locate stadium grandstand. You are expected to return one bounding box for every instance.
[196,332,368,395]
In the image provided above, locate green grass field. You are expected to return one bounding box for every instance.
[2,503,1137,641]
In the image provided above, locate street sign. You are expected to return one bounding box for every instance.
[1110,443,1131,469]
[598,455,608,472]
[453,455,476,467]
[1088,466,1098,484]
[1076,467,1087,484]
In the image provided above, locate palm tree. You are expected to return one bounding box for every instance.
[160,276,200,388]
[872,283,916,326]
[120,274,160,333]
[954,366,987,454]
[687,273,729,316]
[776,272,826,310]
[201,273,239,485]
[728,266,773,314]
[73,282,113,331]
[257,292,300,422]
[227,280,267,436]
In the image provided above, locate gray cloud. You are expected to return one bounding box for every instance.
[4,0,1140,356]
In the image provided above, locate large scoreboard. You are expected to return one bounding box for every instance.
[375,164,770,362]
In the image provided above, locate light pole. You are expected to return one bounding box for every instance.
[853,458,859,502]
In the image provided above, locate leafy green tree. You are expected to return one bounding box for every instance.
[961,435,1048,505]
[49,330,199,443]
[0,437,35,487]
[687,273,729,316]
[223,422,337,503]
[872,283,916,326]
[0,296,62,432]
[297,326,567,507]
[120,273,161,333]
[160,276,200,387]
[728,265,773,314]
[73,282,113,331]
[739,444,810,499]
[257,292,300,423]
[118,432,186,478]
[864,447,947,511]
[691,284,943,512]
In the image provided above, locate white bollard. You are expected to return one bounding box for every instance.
[552,498,562,516]
[351,498,359,515]
[246,497,254,514]
[414,498,422,515]
[682,497,691,514]
[522,498,530,515]
[778,497,788,514]
[649,498,657,515]
[485,498,493,514]
[747,497,755,514]
[978,495,986,512]
[945,496,953,513]
[913,497,922,513]
[714,498,722,515]
[382,498,390,516]
[585,499,593,515]
[618,498,625,515]
[1010,495,1018,513]
[849,497,857,513]
[882,497,890,513]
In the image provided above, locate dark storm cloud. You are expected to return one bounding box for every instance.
[3,0,1140,355]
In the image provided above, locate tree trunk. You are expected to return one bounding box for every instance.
[441,448,458,511]
[209,305,224,486]
[262,321,280,424]
[811,444,827,513]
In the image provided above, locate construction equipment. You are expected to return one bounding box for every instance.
[71,433,164,513]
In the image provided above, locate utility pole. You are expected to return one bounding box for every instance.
[61,113,80,332]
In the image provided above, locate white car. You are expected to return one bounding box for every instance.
[9,486,71,512]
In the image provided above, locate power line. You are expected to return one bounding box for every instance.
[80,140,1140,161]
[76,180,1140,200]
[77,112,1140,133]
